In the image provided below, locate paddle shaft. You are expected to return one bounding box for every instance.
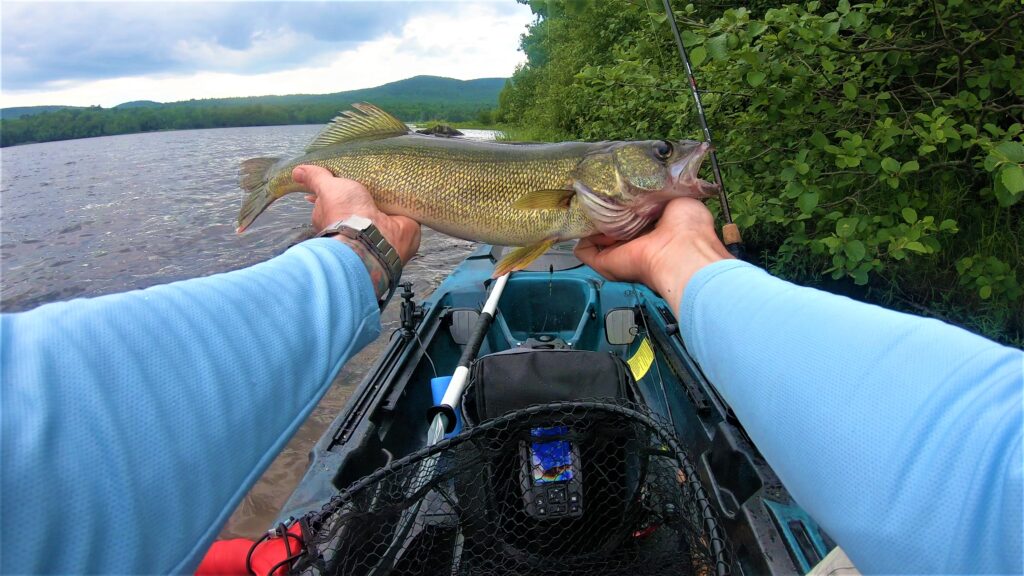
[428,272,510,441]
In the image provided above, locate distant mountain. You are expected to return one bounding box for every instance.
[0,76,507,147]
[114,100,162,109]
[153,76,506,109]
[1,105,83,119]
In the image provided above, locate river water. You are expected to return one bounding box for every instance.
[0,125,489,538]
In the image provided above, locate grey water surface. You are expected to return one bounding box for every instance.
[0,125,490,538]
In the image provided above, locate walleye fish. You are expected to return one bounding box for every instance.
[238,103,718,275]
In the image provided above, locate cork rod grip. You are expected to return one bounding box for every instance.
[722,223,742,246]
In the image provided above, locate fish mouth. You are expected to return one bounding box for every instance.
[669,141,719,199]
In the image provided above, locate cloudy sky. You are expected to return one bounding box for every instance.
[0,1,534,108]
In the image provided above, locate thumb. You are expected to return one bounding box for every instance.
[292,164,333,191]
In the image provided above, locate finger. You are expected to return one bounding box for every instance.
[292,164,334,191]
[577,238,646,283]
[587,234,621,247]
[574,238,620,280]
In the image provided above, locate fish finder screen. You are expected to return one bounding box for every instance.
[530,426,574,484]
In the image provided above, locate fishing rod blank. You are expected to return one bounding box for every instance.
[661,0,745,258]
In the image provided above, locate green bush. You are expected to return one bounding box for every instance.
[500,0,1023,345]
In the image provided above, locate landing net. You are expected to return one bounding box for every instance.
[291,401,729,576]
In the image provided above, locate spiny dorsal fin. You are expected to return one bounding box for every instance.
[511,188,575,210]
[306,102,409,152]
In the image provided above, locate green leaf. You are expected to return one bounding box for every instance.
[1000,165,1024,194]
[837,0,851,14]
[707,34,729,61]
[851,268,869,286]
[748,21,767,37]
[689,46,707,68]
[979,285,992,299]
[881,157,900,173]
[901,207,918,224]
[844,239,866,262]
[746,70,766,87]
[905,241,928,253]
[995,141,1024,163]
[939,219,958,232]
[902,160,920,173]
[681,31,702,47]
[809,131,828,149]
[797,191,819,214]
[836,217,858,238]
[844,11,865,27]
[843,82,858,101]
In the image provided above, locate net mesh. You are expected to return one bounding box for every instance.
[292,401,729,576]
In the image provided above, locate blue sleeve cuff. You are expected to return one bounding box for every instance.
[679,259,760,347]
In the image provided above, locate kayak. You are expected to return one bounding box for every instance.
[273,243,836,575]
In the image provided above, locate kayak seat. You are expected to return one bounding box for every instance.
[461,348,638,428]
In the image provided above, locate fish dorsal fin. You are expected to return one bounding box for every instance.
[512,188,575,210]
[306,102,409,152]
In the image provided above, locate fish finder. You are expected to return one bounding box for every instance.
[520,426,583,519]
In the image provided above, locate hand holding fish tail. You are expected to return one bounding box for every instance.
[575,198,732,315]
[294,165,421,264]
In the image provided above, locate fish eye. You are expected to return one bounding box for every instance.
[654,140,673,160]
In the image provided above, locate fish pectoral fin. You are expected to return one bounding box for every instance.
[305,103,409,152]
[512,188,575,210]
[493,239,557,278]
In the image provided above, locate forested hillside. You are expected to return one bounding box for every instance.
[499,0,1023,344]
[0,76,503,147]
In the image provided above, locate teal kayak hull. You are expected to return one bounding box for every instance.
[278,243,836,574]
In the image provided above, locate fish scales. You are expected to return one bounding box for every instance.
[294,136,598,246]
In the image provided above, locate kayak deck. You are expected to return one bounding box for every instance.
[277,243,836,574]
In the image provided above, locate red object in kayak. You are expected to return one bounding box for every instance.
[195,523,303,576]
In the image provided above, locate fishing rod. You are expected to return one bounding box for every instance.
[661,0,745,259]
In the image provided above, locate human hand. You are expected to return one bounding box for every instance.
[293,165,420,264]
[574,198,733,316]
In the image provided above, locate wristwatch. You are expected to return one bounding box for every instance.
[317,215,402,308]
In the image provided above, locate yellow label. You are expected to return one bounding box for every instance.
[627,337,655,380]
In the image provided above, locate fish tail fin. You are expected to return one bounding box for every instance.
[237,157,280,233]
[493,239,556,278]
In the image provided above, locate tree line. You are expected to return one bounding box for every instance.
[0,101,496,147]
[498,0,1023,345]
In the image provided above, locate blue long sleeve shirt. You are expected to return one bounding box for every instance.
[2,239,380,574]
[681,260,1022,574]
[2,244,1020,573]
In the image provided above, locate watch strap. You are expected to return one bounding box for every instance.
[317,217,402,308]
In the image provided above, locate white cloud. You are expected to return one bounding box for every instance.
[0,3,532,108]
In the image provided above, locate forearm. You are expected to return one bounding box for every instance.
[1,238,381,574]
[680,260,1022,573]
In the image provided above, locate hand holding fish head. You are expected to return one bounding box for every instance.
[574,197,732,317]
[572,140,719,241]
